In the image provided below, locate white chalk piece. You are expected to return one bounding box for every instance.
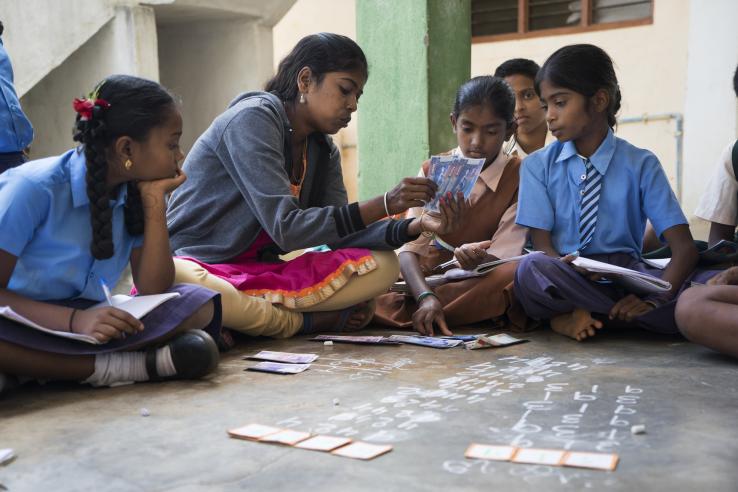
[333,398,340,406]
[464,444,516,461]
[562,451,619,471]
[0,449,15,465]
[331,441,393,460]
[323,341,334,346]
[512,448,566,466]
[295,435,352,452]
[631,424,646,435]
[259,429,312,446]
[228,423,282,441]
[139,408,150,417]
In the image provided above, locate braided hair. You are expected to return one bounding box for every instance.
[72,75,175,260]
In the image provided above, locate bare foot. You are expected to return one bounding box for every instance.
[550,308,604,341]
[310,301,376,332]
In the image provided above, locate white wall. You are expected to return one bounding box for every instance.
[158,18,274,153]
[19,6,159,159]
[472,0,691,201]
[273,0,359,200]
[1,0,116,97]
[682,0,738,228]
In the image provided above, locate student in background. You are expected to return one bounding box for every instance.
[374,76,528,335]
[693,64,738,247]
[0,21,33,173]
[514,44,699,341]
[0,75,222,394]
[675,65,738,359]
[166,33,466,340]
[494,58,552,158]
[676,266,738,358]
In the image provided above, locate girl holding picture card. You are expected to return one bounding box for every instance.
[374,76,529,335]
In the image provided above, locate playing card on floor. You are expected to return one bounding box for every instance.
[246,362,311,374]
[246,350,318,364]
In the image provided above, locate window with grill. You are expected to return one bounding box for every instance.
[471,0,653,41]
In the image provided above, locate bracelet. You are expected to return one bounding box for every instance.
[419,210,434,238]
[383,192,392,218]
[416,290,438,305]
[68,308,78,333]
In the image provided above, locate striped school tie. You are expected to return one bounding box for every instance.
[579,157,602,250]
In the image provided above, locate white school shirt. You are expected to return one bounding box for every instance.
[694,142,738,226]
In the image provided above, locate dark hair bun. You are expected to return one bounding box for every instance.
[536,44,621,128]
[265,33,368,103]
[453,76,516,128]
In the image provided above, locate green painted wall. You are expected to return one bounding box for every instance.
[356,0,471,200]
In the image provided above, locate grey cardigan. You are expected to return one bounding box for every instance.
[167,91,414,263]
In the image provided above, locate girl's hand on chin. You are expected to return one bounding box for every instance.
[138,169,187,197]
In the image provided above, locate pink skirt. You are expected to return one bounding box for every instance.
[177,231,377,309]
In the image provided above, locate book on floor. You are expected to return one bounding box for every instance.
[0,292,181,345]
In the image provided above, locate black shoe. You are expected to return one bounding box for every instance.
[146,329,220,381]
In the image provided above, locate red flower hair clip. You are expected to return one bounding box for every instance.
[73,97,111,121]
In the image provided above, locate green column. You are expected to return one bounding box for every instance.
[356,0,471,200]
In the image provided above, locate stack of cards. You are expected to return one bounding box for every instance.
[245,351,318,375]
[388,334,463,349]
[424,154,485,213]
[246,351,318,363]
[463,333,528,350]
[464,443,618,471]
[309,335,401,346]
[228,423,392,460]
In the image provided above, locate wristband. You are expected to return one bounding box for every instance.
[416,291,438,305]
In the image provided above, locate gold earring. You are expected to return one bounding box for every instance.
[299,93,306,104]
[124,159,133,171]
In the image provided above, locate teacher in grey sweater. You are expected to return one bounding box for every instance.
[166,33,466,339]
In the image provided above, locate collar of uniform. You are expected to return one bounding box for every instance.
[70,147,128,208]
[478,149,509,193]
[555,128,615,176]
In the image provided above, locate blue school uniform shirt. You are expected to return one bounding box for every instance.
[0,38,33,153]
[516,129,687,258]
[0,149,143,301]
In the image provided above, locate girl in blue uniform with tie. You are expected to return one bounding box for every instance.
[0,75,222,393]
[513,44,699,341]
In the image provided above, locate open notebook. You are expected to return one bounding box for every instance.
[0,293,180,344]
[571,257,671,295]
[390,255,527,293]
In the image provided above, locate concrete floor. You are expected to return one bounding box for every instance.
[1,326,737,492]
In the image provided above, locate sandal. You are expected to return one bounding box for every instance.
[300,300,377,334]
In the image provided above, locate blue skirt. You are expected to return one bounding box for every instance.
[0,284,222,355]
